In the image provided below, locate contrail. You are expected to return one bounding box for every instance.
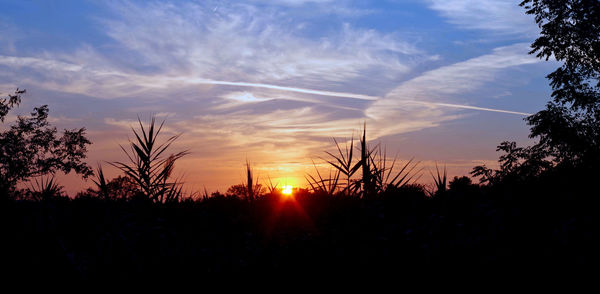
[180,78,379,101]
[405,101,532,116]
[0,55,531,116]
[179,78,532,116]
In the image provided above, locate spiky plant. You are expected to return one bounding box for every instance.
[266,175,279,195]
[369,146,422,194]
[29,176,64,201]
[92,163,109,200]
[358,122,381,197]
[321,122,421,197]
[201,186,210,201]
[242,160,262,202]
[428,163,447,197]
[163,177,184,203]
[306,160,341,196]
[323,133,363,196]
[110,117,188,203]
[159,154,186,203]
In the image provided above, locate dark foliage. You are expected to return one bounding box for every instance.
[0,88,24,122]
[520,0,600,166]
[0,89,92,196]
[472,1,600,185]
[448,176,476,193]
[1,180,595,280]
[472,141,553,185]
[110,117,188,203]
[77,175,141,201]
[227,183,265,199]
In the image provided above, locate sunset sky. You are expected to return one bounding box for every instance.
[0,0,556,195]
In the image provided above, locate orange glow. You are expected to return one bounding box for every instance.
[281,185,293,195]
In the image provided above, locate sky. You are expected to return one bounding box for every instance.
[0,0,556,195]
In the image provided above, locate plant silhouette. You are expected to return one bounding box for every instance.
[110,116,189,203]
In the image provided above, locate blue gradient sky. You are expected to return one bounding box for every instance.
[0,0,556,194]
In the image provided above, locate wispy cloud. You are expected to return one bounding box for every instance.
[426,0,537,36]
[250,0,336,6]
[0,43,537,141]
[366,43,540,137]
[100,1,418,90]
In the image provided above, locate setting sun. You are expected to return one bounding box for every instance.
[281,185,293,195]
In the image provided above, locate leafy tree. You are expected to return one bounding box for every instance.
[520,0,600,165]
[0,89,93,196]
[86,173,140,200]
[472,141,552,185]
[448,176,474,191]
[473,1,600,184]
[227,184,247,198]
[227,183,265,199]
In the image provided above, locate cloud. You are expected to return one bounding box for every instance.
[0,0,548,192]
[425,0,537,36]
[0,0,454,144]
[251,0,336,6]
[241,0,375,17]
[1,1,425,99]
[224,92,272,103]
[0,44,537,145]
[215,91,274,109]
[387,44,538,100]
[99,1,420,91]
[366,43,540,137]
[0,41,538,141]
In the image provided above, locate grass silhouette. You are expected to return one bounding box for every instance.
[109,116,189,203]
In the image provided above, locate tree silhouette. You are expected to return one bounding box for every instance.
[0,89,93,197]
[472,141,552,185]
[520,0,600,166]
[474,1,600,184]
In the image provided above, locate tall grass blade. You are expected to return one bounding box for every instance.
[109,116,189,203]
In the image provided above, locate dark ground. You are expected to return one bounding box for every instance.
[1,177,596,281]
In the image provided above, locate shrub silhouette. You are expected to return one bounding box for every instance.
[369,145,421,194]
[427,163,447,197]
[315,123,421,197]
[306,159,341,196]
[323,133,361,196]
[27,176,65,201]
[110,116,188,203]
[448,176,474,192]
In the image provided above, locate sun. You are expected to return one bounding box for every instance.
[281,185,293,195]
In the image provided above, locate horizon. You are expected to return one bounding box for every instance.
[0,0,556,195]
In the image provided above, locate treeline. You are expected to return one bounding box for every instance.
[1,168,596,279]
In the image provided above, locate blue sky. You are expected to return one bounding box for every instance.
[0,0,556,194]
